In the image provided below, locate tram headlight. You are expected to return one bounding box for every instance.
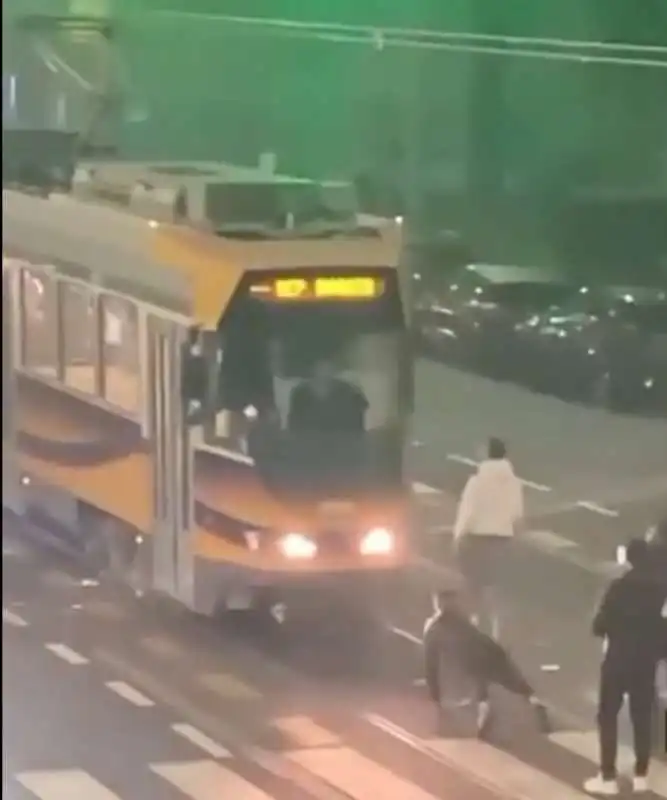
[360,527,394,555]
[278,533,317,560]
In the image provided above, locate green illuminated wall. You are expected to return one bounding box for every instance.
[5,0,666,273]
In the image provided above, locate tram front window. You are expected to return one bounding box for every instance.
[205,273,406,494]
[287,358,368,434]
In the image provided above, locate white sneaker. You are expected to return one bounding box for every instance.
[583,775,619,795]
[632,776,649,793]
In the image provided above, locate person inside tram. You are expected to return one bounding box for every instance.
[287,358,369,435]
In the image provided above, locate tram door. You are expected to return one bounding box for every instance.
[146,314,194,608]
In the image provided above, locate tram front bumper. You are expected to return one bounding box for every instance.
[254,564,409,625]
[193,552,410,620]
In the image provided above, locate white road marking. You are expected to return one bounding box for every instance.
[152,759,276,799]
[171,723,231,758]
[444,454,552,491]
[94,646,352,800]
[369,711,591,798]
[273,716,341,748]
[550,731,667,797]
[524,530,577,551]
[576,500,619,517]
[388,625,423,645]
[44,642,89,665]
[425,737,591,799]
[412,482,441,495]
[447,453,478,467]
[521,479,552,492]
[288,746,442,800]
[16,769,122,799]
[105,680,155,707]
[3,608,28,627]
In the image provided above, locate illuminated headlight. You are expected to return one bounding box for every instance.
[360,527,394,555]
[278,533,317,560]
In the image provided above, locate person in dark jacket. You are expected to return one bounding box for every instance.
[646,517,667,742]
[584,538,667,796]
[646,517,667,581]
[646,518,667,661]
[423,589,550,738]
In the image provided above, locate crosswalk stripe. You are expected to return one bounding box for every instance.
[151,759,276,799]
[424,739,591,800]
[287,746,441,800]
[105,680,155,707]
[44,643,89,666]
[16,769,122,799]
[550,730,667,797]
[171,723,232,759]
[198,672,261,700]
[273,716,341,748]
[3,608,29,627]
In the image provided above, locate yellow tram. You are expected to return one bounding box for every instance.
[2,161,413,620]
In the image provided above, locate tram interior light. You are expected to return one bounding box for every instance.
[279,532,317,559]
[360,527,393,555]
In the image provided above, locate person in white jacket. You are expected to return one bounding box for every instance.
[453,438,524,638]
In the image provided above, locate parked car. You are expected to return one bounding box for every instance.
[414,263,575,378]
[515,285,667,413]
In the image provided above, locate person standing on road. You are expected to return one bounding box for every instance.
[584,538,666,797]
[452,437,524,638]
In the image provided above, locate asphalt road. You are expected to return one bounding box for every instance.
[4,360,666,799]
[410,359,667,507]
[2,524,521,800]
[400,359,667,752]
[5,515,666,800]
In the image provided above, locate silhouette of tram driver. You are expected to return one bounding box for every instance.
[287,359,368,434]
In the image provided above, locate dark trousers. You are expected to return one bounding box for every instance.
[477,649,534,702]
[598,660,656,780]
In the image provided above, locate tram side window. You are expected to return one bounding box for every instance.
[61,282,97,394]
[21,268,58,377]
[101,294,140,413]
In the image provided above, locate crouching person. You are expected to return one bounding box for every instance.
[423,589,550,738]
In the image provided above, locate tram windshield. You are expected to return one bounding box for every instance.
[185,271,409,494]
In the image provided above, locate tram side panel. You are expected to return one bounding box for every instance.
[3,262,22,513]
[9,262,155,560]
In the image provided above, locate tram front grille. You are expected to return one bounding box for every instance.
[318,529,353,556]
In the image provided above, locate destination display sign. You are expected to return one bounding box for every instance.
[250,276,385,301]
